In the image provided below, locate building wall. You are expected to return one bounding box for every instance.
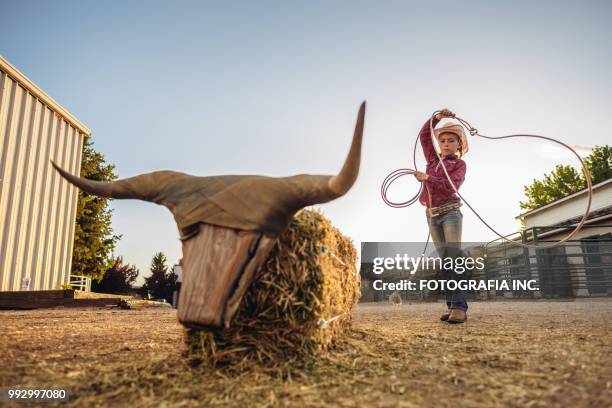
[523,181,612,229]
[0,56,90,291]
[538,218,612,241]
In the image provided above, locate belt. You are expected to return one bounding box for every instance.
[427,201,462,218]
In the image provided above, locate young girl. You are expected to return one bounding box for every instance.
[414,108,469,323]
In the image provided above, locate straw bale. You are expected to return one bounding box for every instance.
[185,209,360,366]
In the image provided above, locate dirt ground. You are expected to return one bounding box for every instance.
[1,299,611,407]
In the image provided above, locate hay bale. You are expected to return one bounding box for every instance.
[185,209,360,366]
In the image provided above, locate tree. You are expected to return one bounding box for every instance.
[584,145,612,185]
[91,256,139,294]
[71,138,121,279]
[143,252,177,302]
[521,145,611,211]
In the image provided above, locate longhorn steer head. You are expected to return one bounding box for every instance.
[52,102,366,328]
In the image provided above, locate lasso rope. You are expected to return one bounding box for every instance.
[382,110,593,249]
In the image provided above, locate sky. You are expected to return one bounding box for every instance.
[2,1,611,285]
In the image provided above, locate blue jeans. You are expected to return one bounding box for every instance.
[426,208,468,311]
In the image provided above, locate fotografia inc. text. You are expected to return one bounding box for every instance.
[372,279,540,292]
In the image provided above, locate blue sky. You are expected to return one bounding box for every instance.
[2,1,611,284]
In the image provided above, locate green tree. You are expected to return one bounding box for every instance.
[71,138,121,279]
[143,252,177,302]
[521,145,611,211]
[584,145,612,185]
[91,256,139,294]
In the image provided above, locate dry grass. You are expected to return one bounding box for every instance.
[1,300,611,407]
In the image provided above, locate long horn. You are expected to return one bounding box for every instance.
[50,160,163,201]
[51,160,114,197]
[328,101,366,196]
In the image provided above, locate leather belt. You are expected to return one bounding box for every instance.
[427,201,462,218]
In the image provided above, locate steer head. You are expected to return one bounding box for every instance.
[52,102,366,328]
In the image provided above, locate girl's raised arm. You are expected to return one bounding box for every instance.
[419,109,455,163]
[419,116,441,163]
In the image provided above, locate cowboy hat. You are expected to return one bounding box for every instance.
[433,122,469,156]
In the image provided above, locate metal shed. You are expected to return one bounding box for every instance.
[0,55,90,291]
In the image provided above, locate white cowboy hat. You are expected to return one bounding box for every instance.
[433,122,469,156]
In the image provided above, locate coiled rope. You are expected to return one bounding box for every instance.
[381,110,593,249]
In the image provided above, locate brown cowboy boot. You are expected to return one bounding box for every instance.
[447,308,467,324]
[440,309,450,321]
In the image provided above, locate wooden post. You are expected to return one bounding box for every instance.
[177,223,276,328]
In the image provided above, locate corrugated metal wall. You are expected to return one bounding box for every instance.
[0,56,90,291]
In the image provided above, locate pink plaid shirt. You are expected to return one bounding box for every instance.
[418,118,467,208]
